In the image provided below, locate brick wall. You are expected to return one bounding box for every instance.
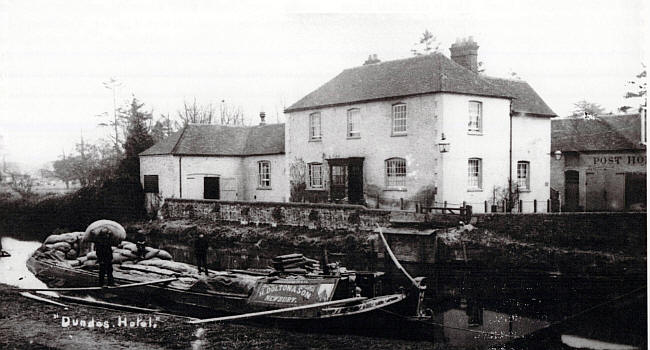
[162,198,391,232]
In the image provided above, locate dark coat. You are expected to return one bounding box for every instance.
[194,235,208,254]
[95,241,113,264]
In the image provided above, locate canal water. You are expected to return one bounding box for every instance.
[1,237,645,349]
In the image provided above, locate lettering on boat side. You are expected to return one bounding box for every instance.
[53,313,159,329]
[249,282,335,306]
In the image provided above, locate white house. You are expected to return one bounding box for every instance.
[139,119,287,209]
[283,37,556,212]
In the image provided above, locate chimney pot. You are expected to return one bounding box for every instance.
[449,36,480,73]
[259,111,266,125]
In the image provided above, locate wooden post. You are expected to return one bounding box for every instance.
[547,199,551,213]
[533,199,537,213]
[484,201,488,213]
[502,200,506,212]
[519,200,523,213]
[400,198,404,210]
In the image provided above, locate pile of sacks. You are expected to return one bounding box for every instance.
[271,253,320,274]
[42,231,85,261]
[76,241,174,269]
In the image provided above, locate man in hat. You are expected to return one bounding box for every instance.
[95,228,115,286]
[194,230,209,275]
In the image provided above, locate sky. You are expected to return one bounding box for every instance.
[0,0,646,172]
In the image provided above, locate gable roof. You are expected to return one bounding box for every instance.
[482,77,556,117]
[551,114,644,152]
[285,53,554,117]
[139,123,285,156]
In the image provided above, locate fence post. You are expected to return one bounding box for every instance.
[519,200,523,213]
[484,201,488,213]
[533,199,537,213]
[502,200,506,212]
[415,202,420,213]
[547,199,550,212]
[400,198,404,210]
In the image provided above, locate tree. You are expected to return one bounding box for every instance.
[102,78,123,153]
[622,64,647,110]
[118,98,155,181]
[151,113,180,143]
[570,100,606,118]
[177,99,244,126]
[52,150,75,189]
[411,30,441,56]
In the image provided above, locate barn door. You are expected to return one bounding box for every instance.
[564,170,579,211]
[203,177,220,199]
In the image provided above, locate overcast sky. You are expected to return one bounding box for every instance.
[0,0,646,171]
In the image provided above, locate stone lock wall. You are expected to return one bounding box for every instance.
[162,198,391,232]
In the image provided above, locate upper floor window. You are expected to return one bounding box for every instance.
[385,158,406,187]
[258,161,271,188]
[309,112,321,140]
[143,175,159,193]
[347,109,361,138]
[517,161,530,190]
[467,158,482,190]
[468,101,482,133]
[392,103,407,135]
[308,163,324,189]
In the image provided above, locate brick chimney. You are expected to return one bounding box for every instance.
[259,111,266,125]
[449,36,479,73]
[363,54,381,65]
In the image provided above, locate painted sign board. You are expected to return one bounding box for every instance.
[248,278,336,307]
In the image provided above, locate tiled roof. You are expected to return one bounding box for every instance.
[551,114,644,152]
[285,54,555,117]
[139,123,285,156]
[482,77,556,116]
[285,54,514,112]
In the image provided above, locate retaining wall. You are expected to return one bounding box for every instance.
[162,198,391,232]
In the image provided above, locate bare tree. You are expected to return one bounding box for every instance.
[411,29,441,56]
[177,99,244,126]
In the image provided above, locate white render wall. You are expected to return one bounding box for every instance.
[286,92,552,212]
[437,94,511,209]
[140,154,287,202]
[140,155,179,198]
[511,114,551,211]
[241,154,288,202]
[285,94,440,208]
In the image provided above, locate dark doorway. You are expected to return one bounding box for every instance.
[327,157,364,204]
[625,173,646,210]
[204,177,220,199]
[564,170,579,211]
[347,158,364,204]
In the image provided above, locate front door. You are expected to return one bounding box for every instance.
[347,159,364,204]
[625,173,646,210]
[204,177,220,199]
[564,170,579,211]
[330,165,347,202]
[328,157,364,204]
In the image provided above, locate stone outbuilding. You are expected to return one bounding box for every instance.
[139,121,287,211]
[551,112,646,211]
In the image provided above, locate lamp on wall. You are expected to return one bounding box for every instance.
[554,150,562,160]
[438,133,450,153]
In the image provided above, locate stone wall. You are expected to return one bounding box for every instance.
[474,212,647,255]
[162,198,391,232]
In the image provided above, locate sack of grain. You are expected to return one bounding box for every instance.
[78,256,88,263]
[111,253,129,264]
[156,250,173,260]
[122,243,138,253]
[58,232,81,244]
[86,251,97,260]
[144,249,159,260]
[69,259,81,267]
[119,250,138,260]
[50,242,72,252]
[83,220,126,244]
[44,234,63,245]
[82,259,97,267]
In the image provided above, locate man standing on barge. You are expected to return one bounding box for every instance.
[96,228,115,286]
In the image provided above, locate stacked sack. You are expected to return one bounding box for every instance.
[76,241,174,269]
[271,253,320,274]
[42,232,85,262]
